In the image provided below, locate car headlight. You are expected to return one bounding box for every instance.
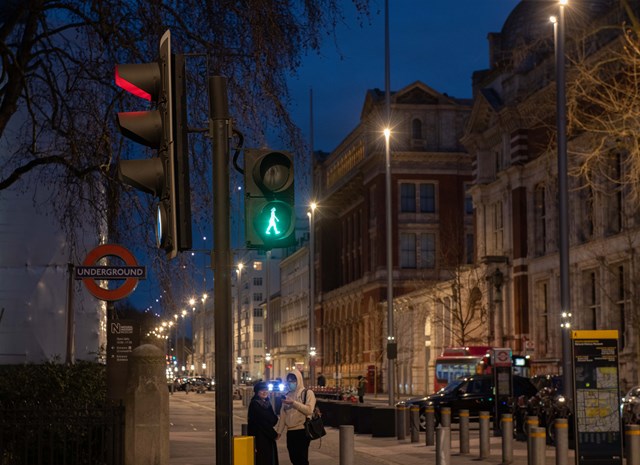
[278,383,285,392]
[268,383,274,391]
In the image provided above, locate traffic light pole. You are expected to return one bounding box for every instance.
[210,76,233,465]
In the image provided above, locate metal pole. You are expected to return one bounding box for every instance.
[65,263,75,364]
[426,406,435,446]
[626,424,640,465]
[383,0,396,407]
[237,266,242,387]
[502,414,513,465]
[210,75,233,465]
[436,427,451,465]
[479,411,490,459]
[396,405,406,440]
[459,409,470,454]
[556,0,574,410]
[530,426,546,465]
[309,206,316,384]
[555,418,569,465]
[339,425,354,465]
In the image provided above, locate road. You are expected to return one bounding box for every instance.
[169,390,574,465]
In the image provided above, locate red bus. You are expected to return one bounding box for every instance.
[433,346,530,392]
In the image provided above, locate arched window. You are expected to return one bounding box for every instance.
[412,118,422,139]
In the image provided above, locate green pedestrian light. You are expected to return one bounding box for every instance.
[244,150,295,249]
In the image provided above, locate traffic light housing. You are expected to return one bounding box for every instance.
[115,30,192,259]
[244,149,296,249]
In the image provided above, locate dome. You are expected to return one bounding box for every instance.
[500,0,615,52]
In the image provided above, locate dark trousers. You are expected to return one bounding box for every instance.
[286,429,311,465]
[359,395,364,403]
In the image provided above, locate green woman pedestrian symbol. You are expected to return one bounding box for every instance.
[265,207,280,235]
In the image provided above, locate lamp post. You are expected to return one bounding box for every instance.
[236,263,244,386]
[551,0,574,409]
[308,202,317,384]
[201,293,208,376]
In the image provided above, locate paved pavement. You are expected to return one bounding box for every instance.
[169,391,575,465]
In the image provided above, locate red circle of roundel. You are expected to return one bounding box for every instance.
[82,244,140,301]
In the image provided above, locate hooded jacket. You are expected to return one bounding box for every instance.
[275,368,315,433]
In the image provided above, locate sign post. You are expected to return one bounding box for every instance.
[77,244,145,401]
[572,330,622,465]
[492,348,513,435]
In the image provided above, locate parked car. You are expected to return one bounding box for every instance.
[397,374,538,431]
[621,386,640,425]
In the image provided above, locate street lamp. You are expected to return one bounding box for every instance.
[551,0,574,409]
[384,126,396,406]
[307,202,317,384]
[236,263,244,386]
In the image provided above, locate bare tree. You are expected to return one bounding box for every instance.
[0,0,371,291]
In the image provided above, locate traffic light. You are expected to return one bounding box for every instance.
[115,30,192,259]
[244,149,296,249]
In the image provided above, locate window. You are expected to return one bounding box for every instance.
[536,282,552,354]
[400,182,436,213]
[492,201,503,254]
[614,264,628,349]
[253,323,263,332]
[464,184,473,215]
[420,183,435,213]
[253,308,263,317]
[253,261,262,271]
[254,355,263,363]
[420,233,436,269]
[253,293,263,302]
[582,270,598,330]
[465,233,474,265]
[534,184,546,256]
[400,233,417,268]
[412,118,422,139]
[253,277,263,286]
[401,184,416,212]
[253,339,263,348]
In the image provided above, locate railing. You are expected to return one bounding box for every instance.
[0,404,124,465]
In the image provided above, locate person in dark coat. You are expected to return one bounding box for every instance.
[248,381,279,465]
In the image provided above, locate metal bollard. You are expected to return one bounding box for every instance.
[554,418,568,465]
[479,411,491,459]
[441,407,451,446]
[436,426,451,465]
[626,424,640,465]
[241,423,248,436]
[339,425,354,465]
[525,415,538,459]
[410,406,420,443]
[501,414,513,465]
[396,405,407,440]
[426,406,435,446]
[459,409,470,455]
[528,426,546,465]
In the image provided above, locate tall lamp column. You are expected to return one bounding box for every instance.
[308,202,317,384]
[552,0,574,409]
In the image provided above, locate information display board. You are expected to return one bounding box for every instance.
[107,319,139,401]
[572,330,622,465]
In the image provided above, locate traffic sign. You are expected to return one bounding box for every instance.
[77,244,145,301]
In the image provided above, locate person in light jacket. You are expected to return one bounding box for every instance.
[275,368,316,465]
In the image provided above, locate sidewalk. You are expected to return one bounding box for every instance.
[169,393,573,465]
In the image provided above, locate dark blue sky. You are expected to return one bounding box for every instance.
[287,0,521,153]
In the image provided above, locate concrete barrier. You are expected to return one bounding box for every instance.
[372,407,396,437]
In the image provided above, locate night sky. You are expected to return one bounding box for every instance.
[286,0,521,153]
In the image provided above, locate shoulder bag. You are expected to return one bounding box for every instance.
[302,389,326,440]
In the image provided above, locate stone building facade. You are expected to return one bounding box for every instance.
[313,81,473,393]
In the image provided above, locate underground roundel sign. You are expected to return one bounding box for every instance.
[76,244,146,301]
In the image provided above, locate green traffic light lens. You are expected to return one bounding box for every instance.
[253,201,293,244]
